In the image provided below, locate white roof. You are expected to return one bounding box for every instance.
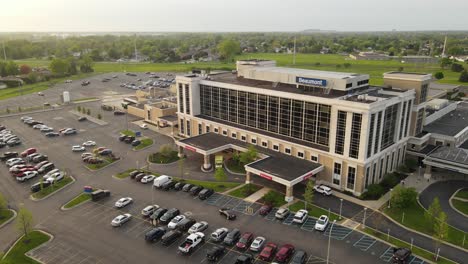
[252,66,362,80]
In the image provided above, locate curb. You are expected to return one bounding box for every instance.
[132,138,154,152]
[71,98,100,104]
[449,189,468,218]
[69,110,108,126]
[147,156,183,166]
[83,158,121,172]
[30,176,76,202]
[24,230,54,264]
[0,107,63,118]
[2,229,53,263]
[223,159,245,176]
[0,209,17,229]
[60,198,91,211]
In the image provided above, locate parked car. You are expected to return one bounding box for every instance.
[249,236,266,252]
[30,181,51,193]
[198,188,214,200]
[63,129,77,135]
[78,116,87,122]
[188,221,208,234]
[141,205,159,217]
[134,173,146,182]
[123,136,135,143]
[235,253,254,264]
[314,215,329,231]
[178,232,205,254]
[236,232,254,250]
[176,218,196,232]
[111,214,132,227]
[32,154,48,163]
[40,127,53,133]
[210,227,229,242]
[118,135,127,141]
[314,184,332,195]
[190,185,203,196]
[149,208,167,221]
[131,140,141,146]
[114,110,126,115]
[392,248,412,264]
[72,145,86,152]
[16,171,38,182]
[20,148,37,157]
[259,243,278,261]
[153,175,172,188]
[45,172,64,183]
[293,210,308,224]
[290,250,308,264]
[26,153,41,162]
[37,163,54,174]
[114,197,133,208]
[275,244,295,263]
[161,180,176,190]
[129,170,142,179]
[159,208,180,225]
[182,183,193,192]
[206,245,225,262]
[91,190,111,201]
[82,141,96,147]
[144,227,166,242]
[219,208,237,220]
[45,132,60,137]
[223,228,241,246]
[258,205,272,216]
[275,208,290,220]
[174,182,184,191]
[139,124,148,129]
[161,230,182,246]
[168,215,186,229]
[98,149,112,156]
[6,158,24,167]
[141,175,156,184]
[1,152,18,161]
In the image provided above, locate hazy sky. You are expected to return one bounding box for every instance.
[1,0,467,32]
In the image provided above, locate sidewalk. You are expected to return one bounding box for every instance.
[244,187,270,203]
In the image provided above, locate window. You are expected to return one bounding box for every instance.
[347,167,356,190]
[279,98,291,136]
[335,111,347,155]
[251,138,257,144]
[358,79,369,86]
[374,111,383,154]
[349,113,362,159]
[219,88,229,120]
[238,92,247,125]
[248,93,257,127]
[214,127,219,133]
[379,158,384,179]
[231,132,237,138]
[390,152,395,172]
[297,151,304,158]
[273,144,279,151]
[222,130,227,136]
[372,163,377,184]
[367,113,376,158]
[184,84,190,115]
[186,120,191,136]
[399,102,407,140]
[381,104,399,151]
[415,108,425,135]
[291,100,304,139]
[404,100,412,137]
[257,95,268,130]
[178,83,184,113]
[261,141,268,148]
[206,125,210,133]
[420,84,428,103]
[241,135,246,141]
[179,118,184,134]
[310,155,318,162]
[285,148,291,155]
[365,167,370,188]
[147,110,151,120]
[198,124,202,135]
[333,163,342,185]
[346,83,353,88]
[267,96,279,133]
[228,90,238,123]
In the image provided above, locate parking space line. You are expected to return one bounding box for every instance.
[323,225,353,240]
[380,247,394,262]
[264,208,278,221]
[301,216,317,231]
[123,220,146,234]
[353,235,377,251]
[282,213,295,225]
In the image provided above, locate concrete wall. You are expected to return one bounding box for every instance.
[127,105,145,119]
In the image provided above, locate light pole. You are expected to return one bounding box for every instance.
[326,220,336,264]
[339,199,343,220]
[363,208,367,228]
[388,188,393,209]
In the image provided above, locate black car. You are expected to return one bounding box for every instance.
[131,140,141,146]
[177,218,196,232]
[32,155,48,163]
[223,228,241,246]
[189,185,203,196]
[182,183,193,192]
[198,188,214,200]
[129,170,142,179]
[114,110,126,115]
[119,135,127,141]
[206,245,225,262]
[30,181,51,193]
[0,142,5,148]
[235,253,254,264]
[6,140,21,147]
[159,208,180,224]
[144,227,166,242]
[219,208,237,220]
[392,248,412,264]
[124,136,135,143]
[45,132,60,137]
[161,180,176,191]
[135,173,145,182]
[150,208,168,221]
[161,230,182,246]
[1,152,18,161]
[78,116,87,122]
[290,250,308,264]
[174,182,184,191]
[91,190,111,201]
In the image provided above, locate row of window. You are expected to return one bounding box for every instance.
[178,83,191,115]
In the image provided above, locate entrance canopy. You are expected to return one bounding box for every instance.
[423,146,468,174]
[177,133,323,187]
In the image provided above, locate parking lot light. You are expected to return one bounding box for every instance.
[362,208,367,228]
[339,199,343,220]
[326,220,337,264]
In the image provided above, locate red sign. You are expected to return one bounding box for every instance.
[259,173,273,181]
[184,146,197,152]
[303,173,313,181]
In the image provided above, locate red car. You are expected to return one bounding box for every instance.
[236,232,254,250]
[259,242,277,261]
[12,167,36,175]
[20,148,37,157]
[258,205,272,216]
[34,161,49,170]
[9,165,34,173]
[275,244,295,263]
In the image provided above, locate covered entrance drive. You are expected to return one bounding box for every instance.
[422,146,468,178]
[176,133,323,202]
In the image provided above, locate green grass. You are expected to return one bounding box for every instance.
[63,193,91,209]
[228,184,262,198]
[85,156,119,170]
[384,200,468,249]
[363,227,456,264]
[72,97,98,102]
[176,178,241,193]
[148,151,180,164]
[120,130,136,137]
[452,199,468,215]
[288,201,340,221]
[133,138,153,150]
[0,209,14,226]
[31,176,73,199]
[115,168,137,179]
[0,230,51,264]
[259,190,287,207]
[225,159,246,174]
[454,189,468,200]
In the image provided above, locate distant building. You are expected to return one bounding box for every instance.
[349,52,389,61]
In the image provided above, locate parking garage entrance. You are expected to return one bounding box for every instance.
[176,133,323,202]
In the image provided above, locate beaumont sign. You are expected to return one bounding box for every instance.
[296,77,327,87]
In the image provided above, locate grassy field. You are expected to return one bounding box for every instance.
[452,199,468,215]
[63,193,91,209]
[454,189,468,199]
[148,151,179,164]
[176,178,241,193]
[0,230,51,264]
[31,177,73,199]
[228,184,261,198]
[133,138,153,150]
[288,201,340,221]
[384,200,468,249]
[0,209,14,226]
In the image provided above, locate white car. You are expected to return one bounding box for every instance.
[139,124,148,129]
[115,197,133,208]
[275,208,290,220]
[250,236,266,252]
[82,141,96,147]
[43,169,60,179]
[45,172,64,183]
[72,145,85,152]
[65,80,73,83]
[314,185,332,196]
[168,215,186,229]
[33,124,46,129]
[293,209,308,224]
[141,175,156,184]
[6,158,24,167]
[314,215,329,231]
[16,171,38,182]
[141,205,159,217]
[188,221,208,234]
[21,116,32,121]
[40,127,53,133]
[37,92,44,96]
[111,214,131,227]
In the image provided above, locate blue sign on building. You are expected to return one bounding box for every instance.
[296,77,327,87]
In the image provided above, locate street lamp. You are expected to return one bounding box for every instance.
[388,188,393,209]
[363,208,367,228]
[326,220,337,264]
[339,199,343,220]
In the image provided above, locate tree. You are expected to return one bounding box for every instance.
[303,180,314,210]
[178,158,185,179]
[66,57,78,75]
[459,71,468,82]
[451,63,464,73]
[390,186,417,209]
[77,105,81,112]
[217,39,241,62]
[87,109,91,115]
[440,58,452,69]
[214,167,227,182]
[49,58,69,76]
[16,206,33,238]
[0,192,7,211]
[159,144,174,159]
[4,61,19,76]
[19,64,32,75]
[425,197,442,232]
[262,191,278,206]
[239,145,257,165]
[79,56,94,73]
[434,72,444,80]
[97,113,102,120]
[398,66,404,72]
[433,211,448,243]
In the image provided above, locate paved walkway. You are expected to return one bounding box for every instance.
[244,187,271,203]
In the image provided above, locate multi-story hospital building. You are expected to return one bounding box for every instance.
[175,60,431,199]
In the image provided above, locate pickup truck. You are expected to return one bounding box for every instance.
[178,232,205,254]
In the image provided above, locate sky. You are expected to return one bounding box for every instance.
[1,0,467,32]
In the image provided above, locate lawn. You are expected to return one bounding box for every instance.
[225,159,246,174]
[133,138,153,150]
[85,156,119,170]
[63,193,92,209]
[72,97,98,103]
[288,201,340,221]
[363,227,456,264]
[176,178,241,193]
[0,209,14,226]
[384,200,468,249]
[0,230,51,264]
[452,199,468,215]
[454,188,468,200]
[31,176,73,199]
[228,184,261,198]
[148,151,179,164]
[259,190,287,207]
[120,130,136,137]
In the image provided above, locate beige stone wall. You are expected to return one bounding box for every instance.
[127,105,145,118]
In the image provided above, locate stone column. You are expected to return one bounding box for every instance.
[285,185,294,202]
[203,154,211,170]
[178,146,185,158]
[424,165,432,180]
[245,171,251,184]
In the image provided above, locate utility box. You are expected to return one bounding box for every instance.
[63,91,70,103]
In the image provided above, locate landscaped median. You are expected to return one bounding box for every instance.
[114,168,158,179]
[175,178,241,193]
[148,144,180,164]
[31,176,74,200]
[133,138,153,151]
[85,156,120,171]
[1,230,51,264]
[454,188,468,199]
[62,193,92,209]
[451,199,468,215]
[0,209,15,227]
[120,129,136,137]
[228,184,261,198]
[289,201,341,221]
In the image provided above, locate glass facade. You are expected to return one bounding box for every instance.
[367,113,375,158]
[349,113,362,159]
[347,167,356,190]
[381,104,399,151]
[420,84,428,103]
[399,101,407,140]
[415,108,425,135]
[199,85,331,146]
[333,163,341,185]
[335,111,347,155]
[184,84,190,115]
[178,84,184,113]
[374,111,382,154]
[404,100,412,137]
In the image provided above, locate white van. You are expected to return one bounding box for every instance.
[153,175,172,188]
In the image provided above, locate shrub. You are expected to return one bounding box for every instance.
[87,109,91,115]
[77,106,81,112]
[451,63,464,73]
[361,184,385,200]
[97,113,102,120]
[381,173,400,190]
[343,63,351,68]
[459,71,468,82]
[434,72,444,80]
[390,186,418,209]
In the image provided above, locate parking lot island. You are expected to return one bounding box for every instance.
[1,230,52,264]
[30,176,75,201]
